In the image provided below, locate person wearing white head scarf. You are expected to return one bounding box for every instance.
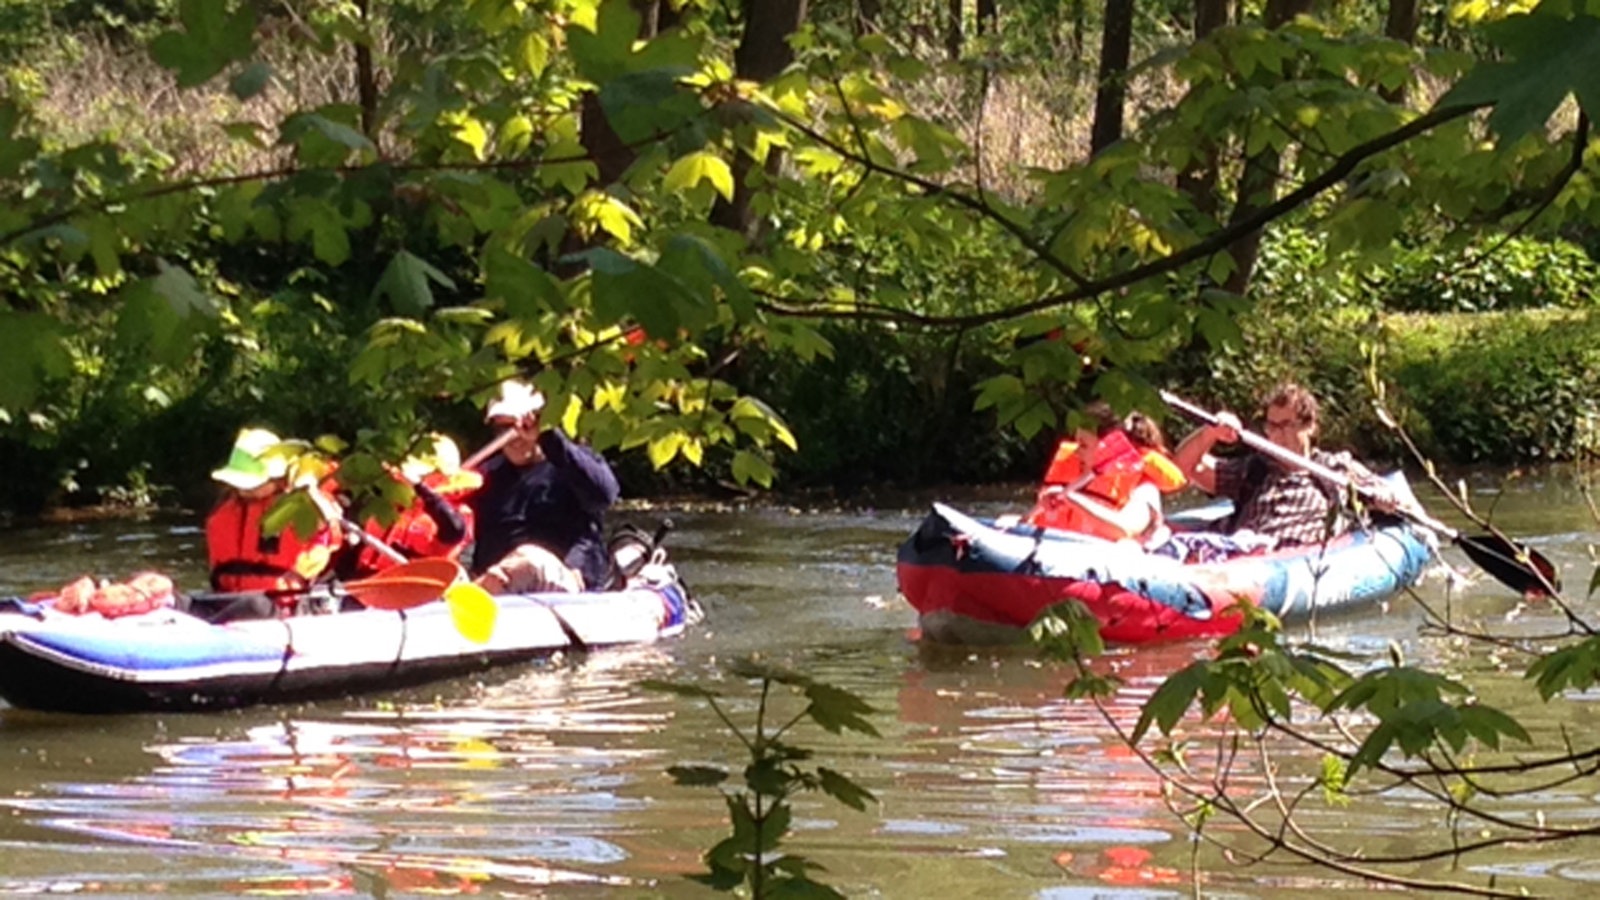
[469,381,621,593]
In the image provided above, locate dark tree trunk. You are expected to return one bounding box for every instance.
[1380,0,1419,102]
[353,0,378,140]
[856,0,881,34]
[1223,0,1313,294]
[977,0,996,35]
[946,0,963,59]
[1195,0,1228,35]
[1070,0,1085,65]
[711,0,809,238]
[733,0,806,80]
[1089,0,1135,157]
[577,0,664,187]
[1176,0,1230,214]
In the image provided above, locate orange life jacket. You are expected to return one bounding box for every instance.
[355,471,481,573]
[206,493,339,592]
[48,572,176,619]
[1026,434,1187,539]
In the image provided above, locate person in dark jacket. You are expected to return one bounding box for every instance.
[469,381,620,593]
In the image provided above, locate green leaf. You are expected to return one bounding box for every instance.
[972,374,1025,412]
[647,431,687,468]
[541,137,597,195]
[599,69,703,144]
[805,682,879,736]
[1527,637,1600,699]
[663,150,735,202]
[759,801,792,851]
[372,249,456,316]
[485,245,565,315]
[281,112,375,165]
[261,490,323,542]
[816,767,875,812]
[517,31,549,77]
[1439,7,1600,142]
[149,0,257,87]
[667,765,729,787]
[151,260,217,319]
[1132,662,1209,743]
[567,0,641,83]
[286,197,352,266]
[229,61,272,100]
[638,678,723,700]
[731,449,775,487]
[0,313,70,412]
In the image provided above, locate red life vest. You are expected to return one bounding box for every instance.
[355,471,481,573]
[47,572,176,619]
[1026,432,1187,539]
[206,493,339,592]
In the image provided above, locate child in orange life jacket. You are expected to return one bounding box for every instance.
[1026,405,1187,545]
[205,428,344,593]
[350,434,482,576]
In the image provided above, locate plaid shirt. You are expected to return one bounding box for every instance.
[1213,449,1363,546]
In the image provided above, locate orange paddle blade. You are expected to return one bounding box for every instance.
[346,557,463,610]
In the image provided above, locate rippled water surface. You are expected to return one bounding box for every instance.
[2,473,1599,897]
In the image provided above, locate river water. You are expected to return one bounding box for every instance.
[1,472,1598,898]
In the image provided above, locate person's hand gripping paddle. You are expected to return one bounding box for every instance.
[1161,391,1559,597]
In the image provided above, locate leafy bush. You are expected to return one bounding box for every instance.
[1385,310,1600,464]
[1372,235,1599,313]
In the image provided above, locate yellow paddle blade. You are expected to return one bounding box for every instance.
[443,581,498,644]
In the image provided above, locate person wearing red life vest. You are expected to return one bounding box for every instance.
[205,428,343,593]
[1026,403,1187,544]
[350,434,483,575]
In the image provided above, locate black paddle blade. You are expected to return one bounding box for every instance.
[1456,534,1560,597]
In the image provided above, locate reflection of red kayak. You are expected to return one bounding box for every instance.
[896,502,1434,645]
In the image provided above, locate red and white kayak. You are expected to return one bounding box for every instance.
[896,502,1434,645]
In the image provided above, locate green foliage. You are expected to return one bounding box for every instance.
[1326,665,1531,776]
[0,0,1599,511]
[1375,236,1599,313]
[643,659,879,899]
[1127,604,1354,743]
[1386,309,1600,463]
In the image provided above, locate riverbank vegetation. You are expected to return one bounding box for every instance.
[1,0,1597,515]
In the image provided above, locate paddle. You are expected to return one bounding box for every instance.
[346,555,498,644]
[1160,390,1560,597]
[461,428,516,470]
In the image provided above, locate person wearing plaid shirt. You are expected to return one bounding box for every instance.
[1172,382,1396,548]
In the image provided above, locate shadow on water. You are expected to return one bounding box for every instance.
[0,473,1597,896]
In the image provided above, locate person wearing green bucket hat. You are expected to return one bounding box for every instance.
[205,427,343,597]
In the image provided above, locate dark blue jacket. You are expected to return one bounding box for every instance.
[468,430,621,589]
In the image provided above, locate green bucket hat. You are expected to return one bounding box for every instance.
[211,428,288,490]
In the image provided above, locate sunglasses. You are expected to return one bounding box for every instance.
[1261,414,1310,431]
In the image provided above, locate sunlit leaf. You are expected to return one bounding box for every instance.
[664,150,735,201]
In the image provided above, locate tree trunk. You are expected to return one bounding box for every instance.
[1380,0,1419,103]
[1089,0,1135,157]
[353,0,378,140]
[977,0,996,35]
[635,0,660,36]
[1176,0,1229,214]
[1223,0,1313,294]
[711,0,809,238]
[734,0,806,80]
[1070,0,1084,66]
[577,1,664,187]
[856,0,881,34]
[946,0,963,59]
